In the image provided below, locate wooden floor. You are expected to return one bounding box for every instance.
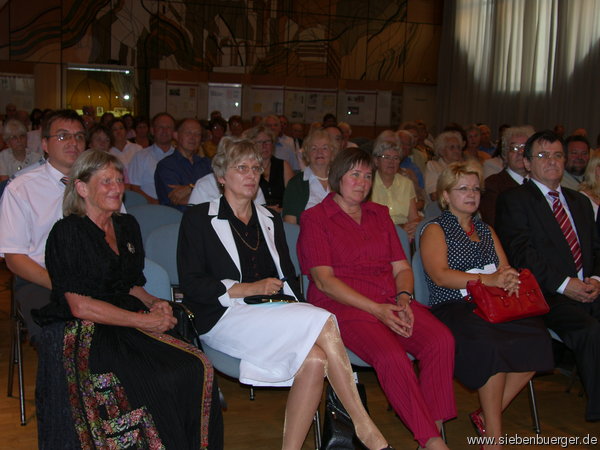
[1,262,599,449]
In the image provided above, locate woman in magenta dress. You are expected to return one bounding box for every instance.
[298,148,455,450]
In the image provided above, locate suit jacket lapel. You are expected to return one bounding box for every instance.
[527,182,577,272]
[209,198,242,278]
[256,205,282,277]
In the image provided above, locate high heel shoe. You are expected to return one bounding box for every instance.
[469,408,486,437]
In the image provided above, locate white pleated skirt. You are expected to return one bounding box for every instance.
[200,300,332,386]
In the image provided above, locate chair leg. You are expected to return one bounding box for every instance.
[313,410,321,449]
[440,422,447,443]
[7,315,16,397]
[527,379,540,434]
[249,386,255,401]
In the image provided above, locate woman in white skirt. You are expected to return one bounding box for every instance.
[178,136,392,450]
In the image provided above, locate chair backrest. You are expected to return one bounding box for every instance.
[127,204,183,244]
[123,190,148,209]
[411,250,430,306]
[143,258,172,300]
[282,221,301,275]
[423,201,441,219]
[145,223,180,285]
[414,219,432,251]
[395,225,412,264]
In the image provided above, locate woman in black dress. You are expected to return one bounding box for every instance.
[420,161,553,450]
[243,125,293,211]
[34,150,222,449]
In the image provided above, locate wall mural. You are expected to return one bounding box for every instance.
[1,0,440,83]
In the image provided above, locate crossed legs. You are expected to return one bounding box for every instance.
[282,317,388,450]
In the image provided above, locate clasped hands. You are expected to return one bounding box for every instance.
[140,300,177,333]
[488,266,520,296]
[373,302,414,338]
[565,277,600,303]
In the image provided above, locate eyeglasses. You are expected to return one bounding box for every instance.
[509,144,525,153]
[377,155,401,161]
[231,164,264,175]
[452,186,482,194]
[533,152,565,161]
[46,132,86,143]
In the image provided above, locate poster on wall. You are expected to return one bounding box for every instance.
[343,90,377,126]
[208,83,242,120]
[0,73,35,113]
[250,86,284,117]
[304,89,337,124]
[166,82,199,119]
[284,89,306,121]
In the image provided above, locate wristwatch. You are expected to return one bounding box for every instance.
[395,290,414,304]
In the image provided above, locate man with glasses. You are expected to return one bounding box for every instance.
[561,135,591,190]
[479,126,534,226]
[496,130,600,422]
[0,109,85,342]
[154,118,212,211]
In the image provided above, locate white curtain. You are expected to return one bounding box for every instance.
[437,0,600,141]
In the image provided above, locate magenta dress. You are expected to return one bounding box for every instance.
[298,193,456,448]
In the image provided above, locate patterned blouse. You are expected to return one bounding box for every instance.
[423,209,499,307]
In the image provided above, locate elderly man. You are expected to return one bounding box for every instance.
[561,135,591,190]
[478,124,496,155]
[337,122,358,149]
[479,125,534,226]
[0,119,43,181]
[154,118,212,211]
[0,109,85,342]
[496,130,600,422]
[128,112,176,203]
[263,114,299,171]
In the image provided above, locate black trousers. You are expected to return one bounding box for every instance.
[544,295,600,421]
[14,277,51,344]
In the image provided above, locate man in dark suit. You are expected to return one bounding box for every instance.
[480,125,534,226]
[496,130,600,421]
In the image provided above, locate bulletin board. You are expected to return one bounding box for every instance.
[249,85,284,116]
[166,82,200,119]
[0,73,35,113]
[208,83,242,120]
[304,89,337,124]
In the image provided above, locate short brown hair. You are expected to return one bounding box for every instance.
[328,147,374,195]
[437,161,483,210]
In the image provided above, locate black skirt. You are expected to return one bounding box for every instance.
[432,302,554,390]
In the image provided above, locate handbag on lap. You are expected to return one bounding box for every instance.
[466,268,549,323]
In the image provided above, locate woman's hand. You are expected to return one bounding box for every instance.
[139,308,177,333]
[371,303,414,338]
[250,277,284,296]
[150,299,173,315]
[485,266,520,295]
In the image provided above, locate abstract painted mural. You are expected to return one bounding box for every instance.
[0,0,441,82]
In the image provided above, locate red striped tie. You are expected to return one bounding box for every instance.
[549,191,583,272]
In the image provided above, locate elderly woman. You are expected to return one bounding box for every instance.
[464,124,491,163]
[109,118,142,169]
[87,123,113,153]
[282,128,336,224]
[178,137,391,450]
[243,125,294,211]
[420,161,553,449]
[33,150,223,449]
[424,131,465,200]
[298,148,455,450]
[371,140,422,239]
[0,119,43,181]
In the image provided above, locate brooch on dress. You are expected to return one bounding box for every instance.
[127,243,135,254]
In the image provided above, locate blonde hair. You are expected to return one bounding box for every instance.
[63,150,124,217]
[211,136,262,179]
[579,155,600,198]
[302,129,338,165]
[437,161,483,210]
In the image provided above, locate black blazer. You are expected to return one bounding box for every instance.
[177,197,302,334]
[496,181,600,305]
[480,169,520,227]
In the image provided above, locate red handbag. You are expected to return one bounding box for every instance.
[466,268,549,323]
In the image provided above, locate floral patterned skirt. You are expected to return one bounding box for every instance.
[36,320,223,449]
